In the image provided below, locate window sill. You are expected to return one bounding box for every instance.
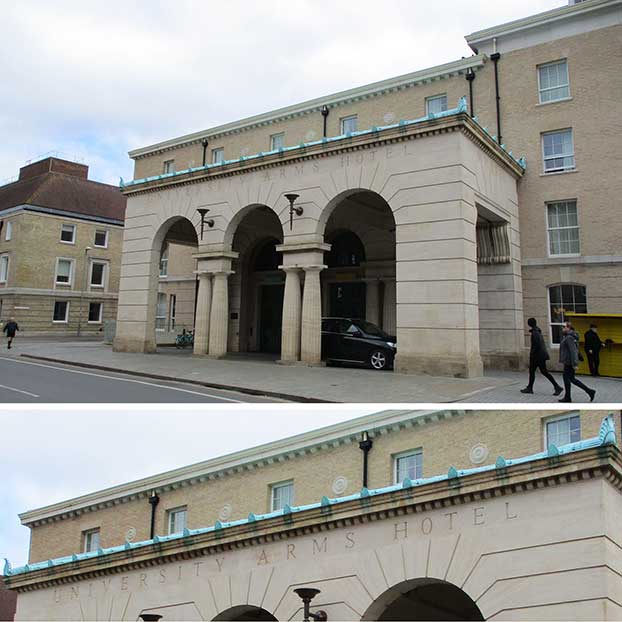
[90,285,105,289]
[52,320,69,324]
[59,240,76,245]
[537,97,573,107]
[93,245,108,250]
[548,253,581,259]
[87,321,103,324]
[540,169,578,177]
[55,282,72,287]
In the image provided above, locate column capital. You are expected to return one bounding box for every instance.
[212,270,234,278]
[300,264,327,273]
[279,265,302,273]
[193,270,213,277]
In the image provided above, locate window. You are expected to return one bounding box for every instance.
[167,507,187,534]
[545,414,580,448]
[271,481,294,511]
[94,229,108,248]
[60,224,76,244]
[542,129,575,173]
[426,94,448,116]
[159,246,169,277]
[53,301,69,323]
[538,60,570,103]
[212,148,224,164]
[83,528,100,553]
[548,284,587,344]
[90,261,106,288]
[270,133,285,150]
[0,255,8,283]
[547,200,580,256]
[340,115,358,135]
[163,159,175,174]
[55,259,73,285]
[169,294,177,331]
[156,292,167,330]
[5,221,12,241]
[394,450,423,484]
[88,302,103,323]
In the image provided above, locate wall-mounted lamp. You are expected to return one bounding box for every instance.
[285,193,302,230]
[196,208,215,240]
[139,614,163,622]
[294,588,328,622]
[321,105,330,138]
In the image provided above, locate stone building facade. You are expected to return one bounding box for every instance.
[4,409,622,620]
[0,157,125,335]
[113,0,622,377]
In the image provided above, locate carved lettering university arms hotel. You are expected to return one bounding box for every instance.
[112,0,622,378]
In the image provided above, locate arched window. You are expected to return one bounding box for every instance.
[548,284,587,344]
[326,231,365,268]
[159,245,169,277]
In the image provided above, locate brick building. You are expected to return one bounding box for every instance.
[0,157,125,335]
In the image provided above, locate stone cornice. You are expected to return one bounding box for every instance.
[7,443,621,593]
[0,204,124,227]
[128,56,487,160]
[18,409,461,527]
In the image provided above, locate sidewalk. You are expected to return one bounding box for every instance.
[6,339,621,403]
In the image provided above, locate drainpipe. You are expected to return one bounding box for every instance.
[358,431,373,488]
[321,105,329,138]
[465,67,476,117]
[201,138,209,167]
[490,50,502,145]
[148,490,160,539]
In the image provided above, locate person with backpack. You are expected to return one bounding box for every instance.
[558,321,596,403]
[3,317,19,349]
[521,317,563,396]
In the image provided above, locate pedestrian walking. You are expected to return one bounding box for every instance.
[558,321,596,403]
[521,317,563,395]
[2,317,19,349]
[584,323,605,376]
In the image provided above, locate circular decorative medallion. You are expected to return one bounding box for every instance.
[332,476,348,495]
[305,130,317,142]
[469,443,489,465]
[219,504,233,521]
[383,112,396,124]
[125,527,137,542]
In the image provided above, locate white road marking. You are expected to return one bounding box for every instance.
[0,357,243,402]
[0,383,39,398]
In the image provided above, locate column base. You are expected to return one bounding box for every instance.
[113,336,156,354]
[481,351,528,371]
[395,353,484,379]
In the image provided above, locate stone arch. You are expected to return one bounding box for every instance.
[212,604,278,621]
[361,577,484,621]
[224,202,283,250]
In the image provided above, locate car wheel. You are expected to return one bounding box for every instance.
[369,349,388,370]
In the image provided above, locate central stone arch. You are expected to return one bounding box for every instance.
[213,604,277,621]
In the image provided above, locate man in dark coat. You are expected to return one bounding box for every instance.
[584,324,605,376]
[558,321,595,403]
[521,317,563,395]
[2,317,19,349]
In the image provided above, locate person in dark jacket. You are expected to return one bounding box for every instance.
[521,317,563,395]
[584,324,605,376]
[2,317,19,349]
[558,321,595,403]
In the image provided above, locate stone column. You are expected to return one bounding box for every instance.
[300,266,324,365]
[280,267,302,363]
[193,272,212,355]
[382,279,396,335]
[366,279,380,325]
[208,271,231,358]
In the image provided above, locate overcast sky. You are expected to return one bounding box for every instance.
[1,0,560,187]
[0,405,380,567]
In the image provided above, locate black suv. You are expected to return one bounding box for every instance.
[321,318,396,370]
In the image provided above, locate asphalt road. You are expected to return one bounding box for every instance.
[0,356,279,403]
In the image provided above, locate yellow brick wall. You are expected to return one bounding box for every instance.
[27,410,613,563]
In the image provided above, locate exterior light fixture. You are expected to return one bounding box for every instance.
[293,588,328,621]
[196,208,214,240]
[321,105,330,137]
[139,614,163,622]
[285,193,302,230]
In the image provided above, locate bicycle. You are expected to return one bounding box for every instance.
[175,329,194,349]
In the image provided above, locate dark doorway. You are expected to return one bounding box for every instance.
[329,281,366,319]
[259,284,284,353]
[213,605,277,621]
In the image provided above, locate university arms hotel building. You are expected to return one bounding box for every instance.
[113,0,622,377]
[4,409,622,620]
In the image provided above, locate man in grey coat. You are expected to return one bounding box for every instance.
[558,321,596,403]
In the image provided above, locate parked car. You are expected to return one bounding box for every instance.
[321,318,396,370]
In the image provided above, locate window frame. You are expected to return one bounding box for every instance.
[159,245,169,278]
[89,260,108,289]
[55,257,75,286]
[340,115,358,135]
[163,159,175,174]
[270,132,285,151]
[542,128,575,174]
[543,412,581,449]
[83,528,100,553]
[393,448,423,484]
[167,506,187,535]
[270,480,294,512]
[537,59,570,104]
[212,148,225,164]
[0,254,9,284]
[60,223,76,245]
[547,283,587,346]
[88,301,103,324]
[94,229,109,249]
[5,221,12,241]
[53,300,70,323]
[156,292,167,331]
[169,294,177,331]
[425,94,448,116]
[546,200,580,258]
